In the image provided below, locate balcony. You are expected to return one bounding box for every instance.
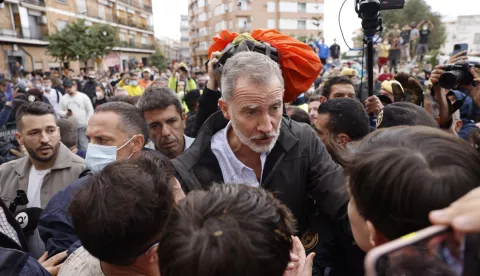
[21,0,45,6]
[143,4,152,13]
[118,40,155,50]
[0,28,49,45]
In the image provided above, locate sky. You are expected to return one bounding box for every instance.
[153,0,480,50]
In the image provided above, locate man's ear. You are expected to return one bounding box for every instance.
[366,220,389,248]
[15,131,23,146]
[145,244,159,263]
[319,96,328,104]
[334,133,351,147]
[132,135,145,153]
[218,98,231,120]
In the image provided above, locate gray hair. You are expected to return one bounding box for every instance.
[220,52,284,102]
[95,102,149,144]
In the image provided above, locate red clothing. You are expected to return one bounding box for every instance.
[378,73,393,82]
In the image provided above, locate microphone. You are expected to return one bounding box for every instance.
[14,207,43,235]
[8,190,29,213]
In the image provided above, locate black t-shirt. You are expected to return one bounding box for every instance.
[400,30,411,45]
[419,29,430,44]
[330,44,341,59]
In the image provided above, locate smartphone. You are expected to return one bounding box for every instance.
[453,43,468,56]
[365,225,464,276]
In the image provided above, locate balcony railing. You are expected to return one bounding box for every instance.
[117,0,153,13]
[0,29,46,40]
[118,40,155,50]
[22,0,46,6]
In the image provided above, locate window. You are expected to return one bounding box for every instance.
[75,0,87,14]
[307,3,324,13]
[267,19,276,29]
[214,4,224,16]
[298,3,306,12]
[279,2,297,12]
[119,33,126,41]
[279,19,297,30]
[267,2,276,12]
[98,4,106,20]
[298,20,306,30]
[475,33,480,45]
[199,41,209,50]
[198,0,205,8]
[141,36,147,46]
[198,12,206,22]
[57,20,68,31]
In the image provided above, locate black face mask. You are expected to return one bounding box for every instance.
[88,78,95,82]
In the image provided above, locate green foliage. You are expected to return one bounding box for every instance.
[46,19,117,67]
[381,0,446,52]
[149,51,167,71]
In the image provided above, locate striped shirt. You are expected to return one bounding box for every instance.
[211,122,268,187]
[0,208,20,246]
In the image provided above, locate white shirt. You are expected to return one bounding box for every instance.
[59,92,94,126]
[59,246,105,276]
[43,88,61,117]
[145,134,195,152]
[211,122,269,187]
[27,167,51,208]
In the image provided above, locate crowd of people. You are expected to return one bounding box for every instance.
[0,25,479,276]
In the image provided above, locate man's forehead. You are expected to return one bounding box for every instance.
[144,106,181,121]
[21,114,56,129]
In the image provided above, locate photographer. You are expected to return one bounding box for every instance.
[430,51,480,137]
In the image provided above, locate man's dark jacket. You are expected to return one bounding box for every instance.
[172,110,348,233]
[82,80,97,101]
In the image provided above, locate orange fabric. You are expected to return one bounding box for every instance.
[138,79,152,89]
[208,29,322,102]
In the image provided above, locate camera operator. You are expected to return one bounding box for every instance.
[430,51,480,138]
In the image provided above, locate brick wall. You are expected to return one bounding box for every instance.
[0,3,14,30]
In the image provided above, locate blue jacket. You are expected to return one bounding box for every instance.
[38,170,92,257]
[315,41,330,59]
[0,247,50,276]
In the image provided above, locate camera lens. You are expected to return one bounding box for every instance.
[439,71,463,90]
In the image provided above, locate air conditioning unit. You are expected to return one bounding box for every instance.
[40,15,48,25]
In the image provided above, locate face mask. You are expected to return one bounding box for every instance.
[44,85,51,90]
[35,83,42,89]
[96,92,104,99]
[85,136,136,173]
[130,80,138,86]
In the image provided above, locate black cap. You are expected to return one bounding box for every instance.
[377,102,438,129]
[63,80,74,87]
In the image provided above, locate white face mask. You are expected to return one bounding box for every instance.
[96,92,104,100]
[85,136,137,173]
[423,26,428,31]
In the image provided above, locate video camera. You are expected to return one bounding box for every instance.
[439,62,480,90]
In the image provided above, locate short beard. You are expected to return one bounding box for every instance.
[230,116,281,154]
[26,142,60,163]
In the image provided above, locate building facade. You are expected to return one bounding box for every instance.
[188,0,325,66]
[156,36,181,66]
[440,15,480,56]
[0,0,155,76]
[180,14,191,65]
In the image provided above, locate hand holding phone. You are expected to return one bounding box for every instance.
[453,44,468,57]
[365,226,464,276]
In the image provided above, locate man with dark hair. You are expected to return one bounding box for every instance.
[183,89,201,119]
[39,102,148,257]
[137,87,194,159]
[345,126,480,254]
[0,102,85,209]
[158,184,313,276]
[320,76,356,103]
[56,118,86,159]
[314,98,370,150]
[308,95,321,124]
[376,102,438,129]
[286,105,311,125]
[58,154,183,275]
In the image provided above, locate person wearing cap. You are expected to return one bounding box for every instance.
[82,71,98,104]
[138,68,153,89]
[59,81,94,150]
[168,62,197,93]
[122,73,144,96]
[340,68,357,82]
[378,80,404,105]
[376,102,438,129]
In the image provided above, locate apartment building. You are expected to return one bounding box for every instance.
[180,14,191,65]
[156,36,181,66]
[440,15,480,56]
[188,0,325,66]
[0,0,155,76]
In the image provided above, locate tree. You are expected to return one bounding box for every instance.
[149,51,167,71]
[46,19,117,69]
[381,0,446,52]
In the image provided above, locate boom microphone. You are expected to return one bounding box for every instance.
[14,207,43,235]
